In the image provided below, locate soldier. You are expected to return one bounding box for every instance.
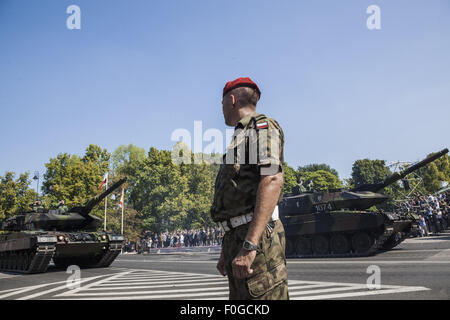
[306,179,314,191]
[211,77,289,300]
[56,200,69,214]
[294,177,306,194]
[32,200,44,213]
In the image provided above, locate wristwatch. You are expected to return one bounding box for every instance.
[242,240,258,251]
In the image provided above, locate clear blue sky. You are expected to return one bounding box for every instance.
[1,0,449,182]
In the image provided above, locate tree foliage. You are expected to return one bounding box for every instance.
[0,172,37,219]
[299,170,343,191]
[298,163,339,178]
[350,159,392,188]
[417,153,450,194]
[42,145,111,218]
[282,162,298,194]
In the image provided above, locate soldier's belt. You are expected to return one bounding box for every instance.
[219,206,279,232]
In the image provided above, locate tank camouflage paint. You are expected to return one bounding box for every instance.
[0,178,126,273]
[280,148,448,257]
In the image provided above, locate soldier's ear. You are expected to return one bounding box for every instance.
[230,94,236,107]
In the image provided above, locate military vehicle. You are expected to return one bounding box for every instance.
[280,148,448,258]
[0,178,127,273]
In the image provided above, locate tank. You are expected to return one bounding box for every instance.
[280,148,449,258]
[0,178,127,273]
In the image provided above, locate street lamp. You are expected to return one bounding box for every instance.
[32,171,40,197]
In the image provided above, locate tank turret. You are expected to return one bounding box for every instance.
[281,149,448,216]
[1,177,127,232]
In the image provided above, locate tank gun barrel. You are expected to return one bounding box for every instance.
[353,148,448,192]
[71,177,127,216]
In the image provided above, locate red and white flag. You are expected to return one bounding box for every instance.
[119,188,124,208]
[98,173,108,190]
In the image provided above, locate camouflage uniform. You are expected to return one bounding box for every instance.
[211,111,289,300]
[32,203,44,213]
[57,203,69,214]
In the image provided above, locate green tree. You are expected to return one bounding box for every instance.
[126,147,190,233]
[0,172,38,219]
[298,163,339,178]
[298,170,343,191]
[111,144,146,176]
[350,159,392,188]
[350,158,403,209]
[417,153,450,193]
[282,162,298,194]
[42,145,111,219]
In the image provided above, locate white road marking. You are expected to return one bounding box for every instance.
[297,286,430,300]
[59,286,230,297]
[106,275,220,283]
[117,259,450,265]
[1,269,431,300]
[426,249,450,261]
[103,278,227,286]
[85,281,229,290]
[17,275,107,300]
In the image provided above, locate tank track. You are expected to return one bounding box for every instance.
[286,227,398,259]
[93,241,122,267]
[0,243,56,274]
[52,241,123,269]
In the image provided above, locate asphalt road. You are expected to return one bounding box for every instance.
[1,231,449,300]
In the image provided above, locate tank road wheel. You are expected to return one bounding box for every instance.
[17,252,24,271]
[285,238,295,256]
[352,232,374,254]
[312,235,329,255]
[21,251,30,272]
[0,252,4,270]
[330,234,351,254]
[295,237,312,255]
[10,252,18,271]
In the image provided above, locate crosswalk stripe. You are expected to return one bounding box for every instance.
[1,269,431,300]
[297,286,430,300]
[100,278,228,286]
[16,275,107,300]
[58,291,230,300]
[84,281,229,291]
[59,286,230,297]
[106,275,220,283]
[290,285,368,297]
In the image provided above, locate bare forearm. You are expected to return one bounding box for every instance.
[245,172,283,244]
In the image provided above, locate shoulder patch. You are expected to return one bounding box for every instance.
[256,122,268,129]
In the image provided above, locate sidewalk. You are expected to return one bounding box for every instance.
[121,245,222,255]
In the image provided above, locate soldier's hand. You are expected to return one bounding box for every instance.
[232,248,257,279]
[217,250,227,276]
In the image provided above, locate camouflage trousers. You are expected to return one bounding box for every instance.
[221,219,289,300]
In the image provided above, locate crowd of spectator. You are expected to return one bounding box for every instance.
[399,191,449,237]
[123,227,224,253]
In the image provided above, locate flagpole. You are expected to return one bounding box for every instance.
[104,179,108,231]
[121,188,124,235]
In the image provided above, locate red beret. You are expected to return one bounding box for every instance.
[223,77,261,97]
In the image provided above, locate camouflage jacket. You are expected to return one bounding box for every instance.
[210,112,284,222]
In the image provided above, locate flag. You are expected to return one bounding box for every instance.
[98,173,108,190]
[119,188,124,208]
